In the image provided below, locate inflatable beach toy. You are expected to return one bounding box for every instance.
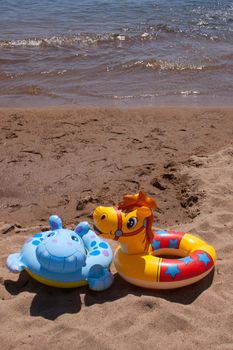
[93,192,216,289]
[6,215,113,291]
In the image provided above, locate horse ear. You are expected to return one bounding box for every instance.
[138,191,157,209]
[136,206,152,218]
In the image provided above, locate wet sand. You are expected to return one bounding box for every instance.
[0,106,233,349]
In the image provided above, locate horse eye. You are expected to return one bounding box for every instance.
[47,232,55,237]
[127,217,137,229]
[71,235,79,242]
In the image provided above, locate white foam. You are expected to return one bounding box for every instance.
[181,90,200,96]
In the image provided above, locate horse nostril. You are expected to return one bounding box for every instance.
[101,215,106,220]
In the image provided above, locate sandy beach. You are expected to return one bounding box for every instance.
[0,106,233,350]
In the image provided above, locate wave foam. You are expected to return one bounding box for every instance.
[120,59,205,72]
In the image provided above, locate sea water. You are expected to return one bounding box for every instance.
[0,0,232,107]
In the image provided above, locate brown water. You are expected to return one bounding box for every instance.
[0,0,233,107]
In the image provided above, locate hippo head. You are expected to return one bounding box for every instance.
[36,215,87,274]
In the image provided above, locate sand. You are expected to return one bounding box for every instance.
[0,107,233,350]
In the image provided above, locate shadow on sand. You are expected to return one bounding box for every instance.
[5,269,214,320]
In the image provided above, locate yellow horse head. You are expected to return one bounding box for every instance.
[93,192,157,254]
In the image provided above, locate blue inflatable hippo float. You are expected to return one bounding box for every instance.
[6,215,114,291]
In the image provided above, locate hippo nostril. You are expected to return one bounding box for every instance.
[47,232,55,238]
[101,215,106,220]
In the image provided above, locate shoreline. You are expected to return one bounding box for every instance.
[1,104,233,112]
[1,94,233,110]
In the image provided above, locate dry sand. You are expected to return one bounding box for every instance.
[0,107,233,350]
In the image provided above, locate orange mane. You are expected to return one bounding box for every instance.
[118,191,157,211]
[118,192,156,244]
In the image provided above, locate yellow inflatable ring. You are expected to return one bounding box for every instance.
[114,229,216,289]
[93,192,216,289]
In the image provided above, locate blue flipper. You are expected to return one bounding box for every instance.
[6,253,26,273]
[87,264,114,291]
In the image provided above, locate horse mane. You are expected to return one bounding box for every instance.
[118,191,157,211]
[118,192,157,244]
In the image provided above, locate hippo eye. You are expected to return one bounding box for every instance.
[71,235,79,242]
[47,232,55,237]
[127,217,137,229]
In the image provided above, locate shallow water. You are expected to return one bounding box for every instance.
[0,0,233,107]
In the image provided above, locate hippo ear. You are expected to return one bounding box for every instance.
[49,215,63,230]
[75,221,90,237]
